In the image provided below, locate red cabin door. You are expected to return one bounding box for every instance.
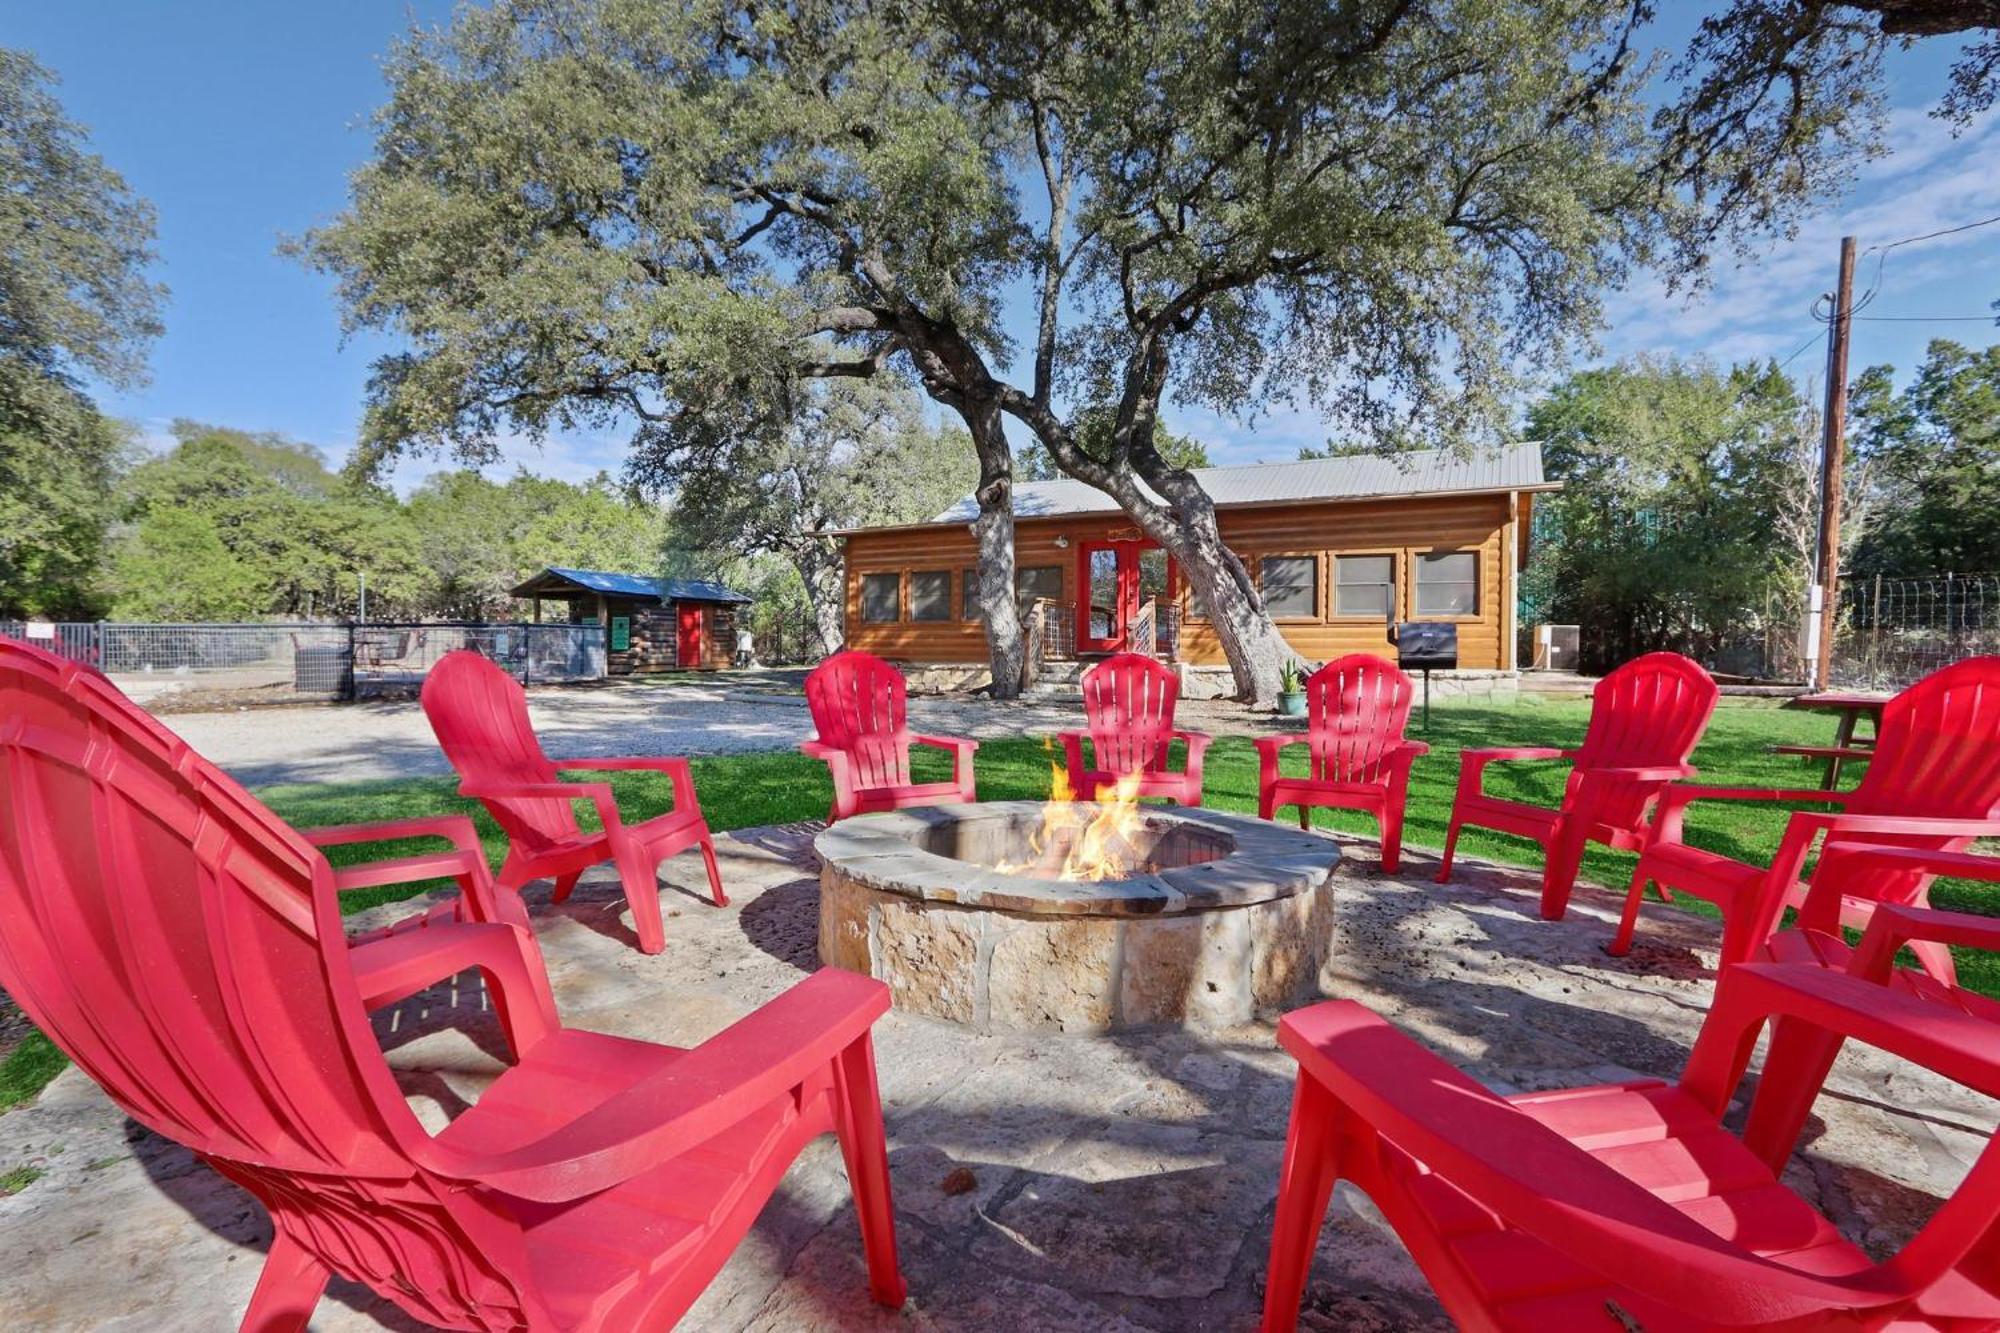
[1077,542,1174,654]
[677,603,704,668]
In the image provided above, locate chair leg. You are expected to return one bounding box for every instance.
[240,1225,329,1333]
[1539,823,1587,921]
[1741,1019,1847,1175]
[1378,806,1405,876]
[698,834,728,908]
[551,871,582,903]
[1608,862,1651,956]
[1260,1074,1345,1333]
[1297,804,1310,831]
[1258,786,1277,821]
[1433,813,1463,885]
[830,1033,908,1310]
[614,843,667,955]
[1908,936,1958,988]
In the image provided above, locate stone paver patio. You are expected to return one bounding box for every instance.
[0,828,1990,1331]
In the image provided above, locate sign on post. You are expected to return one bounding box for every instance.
[610,616,631,652]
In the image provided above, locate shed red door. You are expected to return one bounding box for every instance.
[677,603,703,668]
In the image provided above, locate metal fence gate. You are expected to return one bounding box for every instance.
[0,621,607,702]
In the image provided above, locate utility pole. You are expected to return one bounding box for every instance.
[1811,235,1857,689]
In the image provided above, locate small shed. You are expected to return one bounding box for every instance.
[510,567,753,675]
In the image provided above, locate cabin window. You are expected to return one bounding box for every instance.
[961,569,981,620]
[1416,551,1479,615]
[1015,565,1064,606]
[1260,555,1319,619]
[1334,554,1396,617]
[860,572,901,623]
[910,570,952,622]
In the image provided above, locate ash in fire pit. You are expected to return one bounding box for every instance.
[815,800,1340,1033]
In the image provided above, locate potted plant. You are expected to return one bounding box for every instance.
[1277,659,1307,716]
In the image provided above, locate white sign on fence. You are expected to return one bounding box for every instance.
[23,621,55,640]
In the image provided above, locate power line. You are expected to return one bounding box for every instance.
[1853,313,1997,323]
[1852,211,2000,314]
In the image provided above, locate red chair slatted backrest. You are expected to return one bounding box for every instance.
[422,650,578,852]
[805,651,914,789]
[1852,657,2000,819]
[0,640,536,1327]
[1804,657,2000,925]
[1304,655,1415,785]
[1570,652,1720,826]
[1082,653,1180,776]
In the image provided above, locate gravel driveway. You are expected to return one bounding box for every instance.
[153,674,1279,787]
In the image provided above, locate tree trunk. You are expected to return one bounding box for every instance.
[1123,479,1289,705]
[965,403,1025,698]
[794,543,849,658]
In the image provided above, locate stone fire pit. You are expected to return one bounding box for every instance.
[815,802,1340,1032]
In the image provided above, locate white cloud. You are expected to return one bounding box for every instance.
[378,428,631,496]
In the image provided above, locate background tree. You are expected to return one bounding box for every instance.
[646,375,975,654]
[0,48,162,617]
[300,0,1943,700]
[1526,356,1815,672]
[1016,412,1210,483]
[1849,340,2000,577]
[407,469,667,618]
[113,423,431,620]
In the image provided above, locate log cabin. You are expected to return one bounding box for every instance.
[510,567,751,675]
[830,444,1555,681]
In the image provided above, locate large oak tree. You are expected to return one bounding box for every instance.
[302,0,1947,699]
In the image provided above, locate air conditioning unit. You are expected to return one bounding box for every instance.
[1532,624,1579,671]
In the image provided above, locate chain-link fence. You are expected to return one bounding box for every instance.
[1830,573,2000,690]
[0,621,606,704]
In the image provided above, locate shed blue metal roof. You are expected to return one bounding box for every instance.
[512,566,753,604]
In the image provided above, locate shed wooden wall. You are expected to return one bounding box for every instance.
[841,492,1524,671]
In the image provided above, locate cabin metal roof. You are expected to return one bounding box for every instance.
[924,441,1550,525]
[510,566,753,604]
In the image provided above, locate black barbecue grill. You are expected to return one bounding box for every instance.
[1391,621,1458,728]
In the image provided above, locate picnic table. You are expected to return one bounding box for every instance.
[1777,690,1890,789]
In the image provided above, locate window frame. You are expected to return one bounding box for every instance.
[959,568,981,622]
[1331,551,1400,622]
[1413,548,1481,619]
[1014,563,1065,608]
[858,571,903,624]
[1257,551,1324,623]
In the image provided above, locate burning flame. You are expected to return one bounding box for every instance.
[994,758,1147,882]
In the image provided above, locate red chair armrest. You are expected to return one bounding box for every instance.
[1827,815,2000,839]
[1279,1001,1885,1322]
[1465,746,1566,763]
[1585,763,1697,783]
[433,969,891,1200]
[1252,734,1307,756]
[799,740,840,760]
[1171,729,1213,757]
[1849,901,2000,982]
[352,922,557,1055]
[1648,787,1848,845]
[1389,740,1431,759]
[909,732,978,753]
[557,756,699,814]
[302,813,485,855]
[459,780,623,835]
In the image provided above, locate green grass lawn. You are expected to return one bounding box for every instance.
[4,694,1993,1110]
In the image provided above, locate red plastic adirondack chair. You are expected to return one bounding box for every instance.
[422,650,724,957]
[1435,651,1718,919]
[1255,655,1428,873]
[1058,652,1211,805]
[0,640,907,1333]
[1260,950,2000,1331]
[1612,656,2000,977]
[802,650,977,822]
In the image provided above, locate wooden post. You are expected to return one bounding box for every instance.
[1813,236,1857,690]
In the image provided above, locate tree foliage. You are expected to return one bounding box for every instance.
[647,375,974,652]
[1526,356,1815,671]
[106,424,668,622]
[1849,340,2000,578]
[298,0,1930,697]
[0,48,162,618]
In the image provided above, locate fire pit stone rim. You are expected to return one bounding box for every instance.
[813,801,1339,919]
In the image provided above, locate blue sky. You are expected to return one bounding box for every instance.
[9,2,1997,482]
